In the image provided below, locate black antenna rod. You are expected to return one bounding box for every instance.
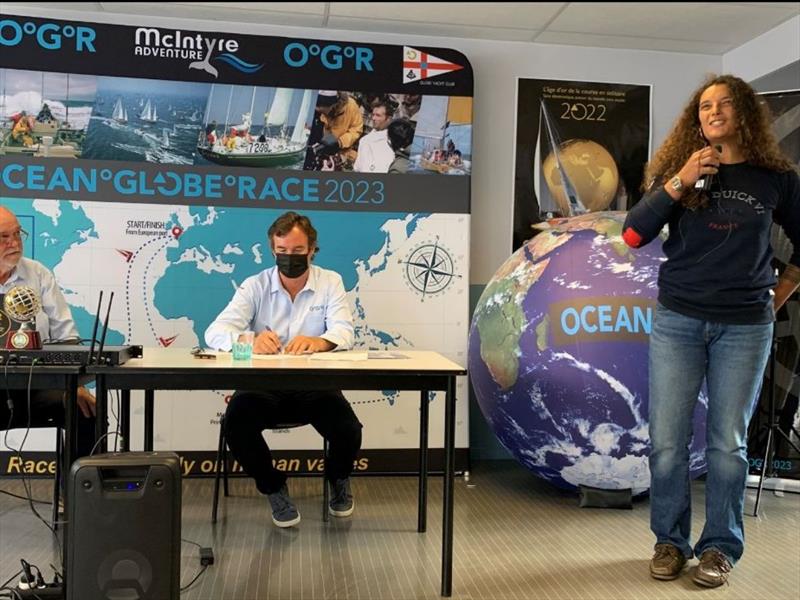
[96,291,114,365]
[87,291,103,365]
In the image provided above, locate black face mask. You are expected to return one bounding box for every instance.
[275,253,309,279]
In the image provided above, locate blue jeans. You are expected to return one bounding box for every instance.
[649,304,772,564]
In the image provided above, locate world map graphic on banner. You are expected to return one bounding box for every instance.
[1,196,469,454]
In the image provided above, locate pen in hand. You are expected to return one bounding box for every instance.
[254,327,283,354]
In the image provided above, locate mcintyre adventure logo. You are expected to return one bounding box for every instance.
[133,27,263,78]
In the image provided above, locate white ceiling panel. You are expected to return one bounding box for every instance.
[177,2,328,15]
[1,2,798,55]
[534,31,733,55]
[327,16,538,42]
[99,2,326,27]
[735,2,800,7]
[549,2,798,44]
[329,2,564,29]
[2,2,102,10]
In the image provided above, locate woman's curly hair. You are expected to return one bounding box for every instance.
[643,74,795,209]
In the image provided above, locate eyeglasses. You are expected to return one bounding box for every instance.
[0,229,28,246]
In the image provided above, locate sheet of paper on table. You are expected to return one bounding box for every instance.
[202,350,307,360]
[308,351,369,361]
[202,350,408,361]
[367,351,408,359]
[308,351,409,361]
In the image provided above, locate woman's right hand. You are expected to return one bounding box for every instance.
[676,145,720,190]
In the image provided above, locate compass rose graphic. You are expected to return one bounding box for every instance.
[400,239,461,300]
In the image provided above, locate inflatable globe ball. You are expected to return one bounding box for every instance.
[468,212,708,494]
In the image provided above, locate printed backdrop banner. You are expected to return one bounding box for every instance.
[0,13,473,475]
[747,89,800,481]
[513,78,651,250]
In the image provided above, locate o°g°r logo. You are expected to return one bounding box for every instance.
[283,42,374,71]
[0,19,96,52]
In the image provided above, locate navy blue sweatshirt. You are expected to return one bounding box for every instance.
[622,163,800,324]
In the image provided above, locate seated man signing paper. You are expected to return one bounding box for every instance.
[205,211,361,528]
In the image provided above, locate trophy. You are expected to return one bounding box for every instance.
[4,285,43,350]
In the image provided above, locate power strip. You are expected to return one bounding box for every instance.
[13,585,64,599]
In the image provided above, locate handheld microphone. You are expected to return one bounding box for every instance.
[695,144,723,192]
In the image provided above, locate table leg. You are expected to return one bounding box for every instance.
[64,374,77,477]
[418,389,429,533]
[63,373,78,589]
[120,390,130,452]
[144,390,154,451]
[94,375,108,454]
[441,376,456,597]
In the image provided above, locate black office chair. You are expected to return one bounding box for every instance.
[212,415,330,523]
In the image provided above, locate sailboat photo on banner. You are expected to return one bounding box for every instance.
[139,98,158,124]
[0,68,93,158]
[414,95,472,175]
[195,84,314,168]
[83,74,209,164]
[112,97,128,124]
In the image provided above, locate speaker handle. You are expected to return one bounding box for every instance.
[103,579,147,597]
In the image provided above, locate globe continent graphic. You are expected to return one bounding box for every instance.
[542,139,620,214]
[469,212,708,494]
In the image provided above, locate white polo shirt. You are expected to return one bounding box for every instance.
[204,264,354,351]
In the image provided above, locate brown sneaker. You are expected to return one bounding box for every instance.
[649,543,687,580]
[692,549,732,588]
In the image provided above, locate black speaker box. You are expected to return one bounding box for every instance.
[67,452,181,600]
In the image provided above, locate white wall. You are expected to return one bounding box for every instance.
[723,15,800,82]
[4,5,722,284]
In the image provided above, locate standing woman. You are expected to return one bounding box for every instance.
[623,74,800,588]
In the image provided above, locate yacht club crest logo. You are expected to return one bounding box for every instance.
[403,47,463,84]
[133,27,263,78]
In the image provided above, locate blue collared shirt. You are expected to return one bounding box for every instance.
[204,265,354,351]
[0,257,80,343]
